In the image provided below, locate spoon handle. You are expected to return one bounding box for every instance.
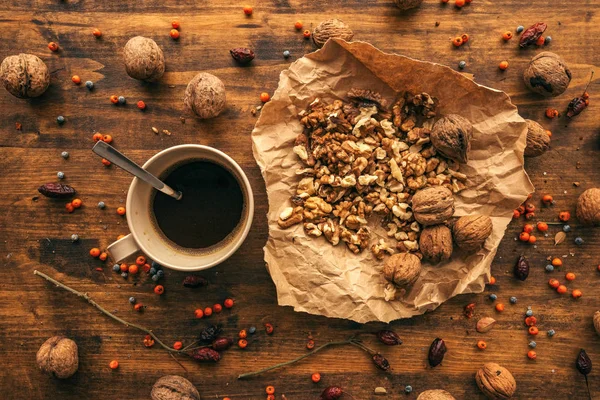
[92,141,182,200]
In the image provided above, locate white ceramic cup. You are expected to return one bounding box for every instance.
[107,145,254,271]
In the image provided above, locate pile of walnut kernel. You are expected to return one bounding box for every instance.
[278,89,471,260]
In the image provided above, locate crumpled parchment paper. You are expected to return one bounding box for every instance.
[251,39,534,323]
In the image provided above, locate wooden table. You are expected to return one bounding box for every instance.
[1,1,598,399]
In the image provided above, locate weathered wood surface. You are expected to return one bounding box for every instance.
[0,1,599,399]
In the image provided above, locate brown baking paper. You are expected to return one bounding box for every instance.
[251,39,533,323]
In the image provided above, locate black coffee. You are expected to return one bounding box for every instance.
[152,160,244,249]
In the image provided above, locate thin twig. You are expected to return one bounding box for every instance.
[169,352,188,372]
[34,270,177,353]
[584,375,592,400]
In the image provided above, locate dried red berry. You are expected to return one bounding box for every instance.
[519,22,547,48]
[212,337,233,351]
[199,324,222,342]
[514,255,530,281]
[428,338,447,367]
[320,386,344,400]
[376,330,403,346]
[230,47,255,64]
[38,183,77,198]
[372,353,391,371]
[182,275,208,288]
[188,347,221,362]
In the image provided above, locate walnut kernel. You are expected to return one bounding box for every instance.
[312,19,354,48]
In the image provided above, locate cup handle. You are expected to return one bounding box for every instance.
[107,234,139,262]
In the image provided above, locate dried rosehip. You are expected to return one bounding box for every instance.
[188,347,221,362]
[229,47,255,64]
[519,22,547,48]
[576,349,592,375]
[428,338,447,367]
[567,97,587,118]
[199,324,222,342]
[514,255,530,281]
[464,303,476,319]
[320,386,344,400]
[376,330,403,346]
[182,275,208,288]
[212,337,233,351]
[37,183,76,199]
[372,353,391,371]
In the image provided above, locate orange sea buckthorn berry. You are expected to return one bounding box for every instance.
[224,398,232,400]
[546,130,552,137]
[545,108,559,119]
[495,303,505,312]
[558,211,570,222]
[128,264,139,274]
[172,20,180,29]
[528,235,537,244]
[572,289,582,298]
[528,326,539,335]
[142,263,151,273]
[551,258,563,267]
[72,75,81,84]
[93,28,102,38]
[170,29,180,40]
[238,339,248,348]
[527,350,537,360]
[525,203,536,213]
[537,222,548,232]
[93,133,104,142]
[243,5,253,15]
[102,158,111,166]
[204,307,213,317]
[267,395,276,400]
[513,209,521,219]
[134,303,144,312]
[488,276,496,285]
[294,21,303,30]
[517,205,525,214]
[519,232,530,242]
[265,323,274,334]
[556,285,567,294]
[499,61,509,70]
[542,194,553,205]
[143,334,155,348]
[90,248,101,257]
[461,33,470,43]
[536,36,545,46]
[117,207,126,216]
[260,92,270,102]
[137,100,146,110]
[48,42,59,52]
[66,203,75,213]
[239,329,248,339]
[525,212,534,220]
[455,0,465,7]
[99,252,108,261]
[266,386,275,395]
[307,339,315,349]
[109,360,119,369]
[120,263,128,272]
[213,304,223,313]
[102,134,113,143]
[441,0,449,3]
[71,198,82,208]
[117,234,126,240]
[110,95,119,104]
[311,372,321,383]
[224,298,234,308]
[477,340,487,350]
[136,256,146,266]
[548,278,560,288]
[565,272,576,281]
[154,285,165,295]
[523,224,534,233]
[525,316,537,326]
[502,31,513,41]
[452,37,463,47]
[194,309,204,318]
[173,341,183,350]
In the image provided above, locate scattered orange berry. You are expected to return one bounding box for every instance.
[551,258,563,267]
[526,212,535,219]
[143,334,155,348]
[102,134,112,143]
[523,224,534,233]
[525,316,537,326]
[243,5,253,15]
[528,235,537,244]
[239,329,248,339]
[303,30,311,39]
[527,350,537,360]
[267,395,275,400]
[93,28,102,38]
[548,278,560,289]
[137,100,146,110]
[224,298,234,308]
[558,211,570,222]
[204,307,213,317]
[135,256,146,265]
[213,304,223,313]
[99,252,108,261]
[154,285,165,295]
[294,21,303,30]
[546,130,552,137]
[65,203,75,213]
[536,36,545,46]
[441,0,449,2]
[542,194,553,204]
[536,222,548,232]
[173,341,183,350]
[171,21,180,29]
[461,33,470,43]
[452,37,463,47]
[194,309,204,318]
[525,203,536,213]
[455,0,465,7]
[519,232,530,242]
[499,61,509,70]
[110,95,119,104]
[266,386,275,395]
[93,133,104,142]
[134,303,144,312]
[565,272,576,281]
[102,159,112,166]
[117,207,126,216]
[477,340,487,350]
[495,303,505,312]
[71,198,82,208]
[306,339,315,349]
[238,339,248,348]
[90,248,101,257]
[545,108,559,119]
[502,31,513,41]
[170,29,180,40]
[120,263,128,272]
[117,234,126,240]
[556,285,567,294]
[528,326,539,335]
[128,264,139,274]
[572,289,582,298]
[488,276,496,285]
[48,42,59,52]
[143,263,151,273]
[109,360,119,369]
[311,372,321,382]
[517,205,525,214]
[72,75,81,84]
[513,209,521,219]
[260,92,270,102]
[265,322,274,334]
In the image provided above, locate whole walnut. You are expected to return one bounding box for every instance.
[36,336,78,379]
[123,36,165,82]
[312,19,354,48]
[523,52,571,97]
[417,389,456,400]
[0,54,50,98]
[452,215,493,252]
[524,119,550,157]
[151,375,200,400]
[419,225,453,264]
[430,114,473,163]
[475,363,516,399]
[593,311,600,336]
[383,253,422,287]
[184,72,226,119]
[394,0,423,11]
[412,186,455,226]
[576,188,600,226]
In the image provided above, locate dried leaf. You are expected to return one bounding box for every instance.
[554,231,566,245]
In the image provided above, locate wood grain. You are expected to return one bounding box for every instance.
[0,1,599,399]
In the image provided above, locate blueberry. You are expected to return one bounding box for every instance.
[61,151,69,159]
[517,25,524,33]
[547,329,556,337]
[544,36,552,44]
[458,60,466,69]
[149,268,157,275]
[545,264,554,272]
[283,50,290,58]
[118,96,126,104]
[57,171,65,179]
[526,309,533,317]
[129,296,136,304]
[113,264,121,272]
[575,237,584,245]
[404,385,413,394]
[156,270,164,277]
[121,272,128,278]
[529,341,537,348]
[563,224,571,232]
[151,274,160,282]
[510,296,517,304]
[151,260,161,269]
[97,201,106,209]
[85,81,94,90]
[57,116,65,124]
[71,234,79,242]
[248,326,257,334]
[489,294,497,301]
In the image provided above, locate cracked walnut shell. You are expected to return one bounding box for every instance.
[419,225,453,264]
[452,215,493,252]
[475,363,516,399]
[394,0,423,11]
[524,119,550,157]
[0,54,50,98]
[417,390,456,400]
[184,72,226,119]
[430,114,472,163]
[123,36,165,82]
[411,186,455,226]
[151,375,200,400]
[383,252,422,287]
[576,188,600,226]
[312,19,354,48]
[36,336,78,379]
[523,52,571,97]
